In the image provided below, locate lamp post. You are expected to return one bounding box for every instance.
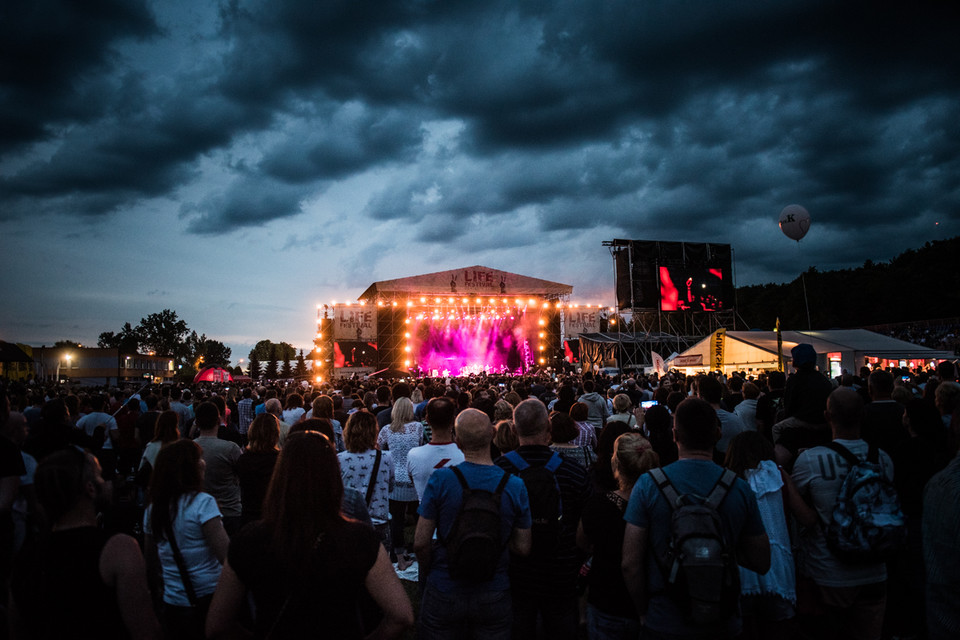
[56,353,71,381]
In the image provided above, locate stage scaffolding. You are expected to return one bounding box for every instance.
[586,310,735,372]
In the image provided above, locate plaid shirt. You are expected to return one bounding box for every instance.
[573,421,597,450]
[237,398,255,434]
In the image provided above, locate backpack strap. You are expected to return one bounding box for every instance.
[451,465,470,491]
[365,450,382,507]
[824,442,860,467]
[648,467,682,511]
[504,450,529,471]
[704,468,737,510]
[544,451,563,473]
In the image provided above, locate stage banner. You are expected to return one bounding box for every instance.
[333,306,378,341]
[711,328,726,371]
[364,265,573,297]
[564,309,601,340]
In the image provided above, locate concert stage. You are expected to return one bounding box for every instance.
[314,266,608,377]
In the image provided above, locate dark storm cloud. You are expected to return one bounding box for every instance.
[0,0,158,151]
[2,0,958,281]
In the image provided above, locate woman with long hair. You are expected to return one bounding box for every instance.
[206,431,414,639]
[376,397,423,566]
[724,430,805,640]
[144,440,229,640]
[308,395,344,451]
[339,410,395,549]
[281,393,305,426]
[236,413,281,525]
[137,409,180,486]
[577,433,659,639]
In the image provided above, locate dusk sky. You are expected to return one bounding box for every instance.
[2,0,958,365]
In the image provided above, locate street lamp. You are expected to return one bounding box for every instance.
[56,353,71,381]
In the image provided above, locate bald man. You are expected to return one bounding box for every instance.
[415,409,531,639]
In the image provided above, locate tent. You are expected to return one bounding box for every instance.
[667,329,954,376]
[193,366,234,383]
[0,341,33,363]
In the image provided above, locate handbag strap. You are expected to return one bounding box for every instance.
[365,450,382,507]
[164,522,198,606]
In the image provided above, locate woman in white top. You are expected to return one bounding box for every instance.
[144,439,229,640]
[139,410,180,484]
[377,397,423,564]
[281,393,306,426]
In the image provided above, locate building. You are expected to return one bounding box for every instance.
[29,346,176,386]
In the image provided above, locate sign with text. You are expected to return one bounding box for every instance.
[564,309,600,339]
[333,306,378,341]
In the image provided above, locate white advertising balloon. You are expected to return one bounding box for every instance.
[779,205,811,242]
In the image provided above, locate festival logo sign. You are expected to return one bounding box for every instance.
[333,307,377,341]
[564,310,600,339]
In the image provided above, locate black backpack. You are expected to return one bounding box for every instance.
[648,467,740,626]
[441,466,510,582]
[503,450,563,557]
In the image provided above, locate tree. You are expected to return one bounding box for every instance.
[249,340,296,363]
[248,353,262,380]
[137,309,190,362]
[54,340,82,348]
[280,358,293,380]
[197,339,232,368]
[98,322,140,352]
[294,349,307,379]
[264,346,279,380]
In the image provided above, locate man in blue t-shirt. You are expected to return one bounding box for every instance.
[415,409,531,640]
[622,397,770,639]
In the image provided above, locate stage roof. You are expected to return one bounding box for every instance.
[359,265,573,300]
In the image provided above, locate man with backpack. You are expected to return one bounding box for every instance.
[414,409,531,639]
[792,387,899,640]
[495,398,592,640]
[622,397,770,639]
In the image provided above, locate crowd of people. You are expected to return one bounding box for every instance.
[0,350,958,639]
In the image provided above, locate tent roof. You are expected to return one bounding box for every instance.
[674,329,954,363]
[0,341,33,363]
[359,265,573,299]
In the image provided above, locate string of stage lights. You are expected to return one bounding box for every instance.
[314,297,617,376]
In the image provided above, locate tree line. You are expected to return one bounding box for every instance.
[735,236,960,331]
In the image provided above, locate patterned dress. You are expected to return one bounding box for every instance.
[378,422,424,502]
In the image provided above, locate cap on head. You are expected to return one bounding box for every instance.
[791,343,816,367]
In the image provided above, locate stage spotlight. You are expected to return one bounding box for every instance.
[462,298,469,304]
[377,301,384,306]
[404,346,411,352]
[421,297,426,303]
[404,360,411,367]
[392,301,398,307]
[404,332,410,338]
[435,298,441,304]
[407,301,413,307]
[476,298,482,304]
[448,297,454,303]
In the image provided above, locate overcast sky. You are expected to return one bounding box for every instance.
[2,0,958,364]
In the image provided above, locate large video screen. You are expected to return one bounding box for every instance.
[611,240,733,311]
[658,266,727,311]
